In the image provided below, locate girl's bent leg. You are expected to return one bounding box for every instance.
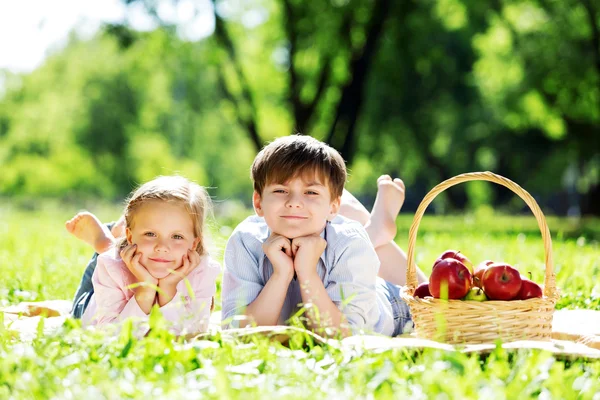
[71,252,99,318]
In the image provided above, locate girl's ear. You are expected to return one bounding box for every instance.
[126,227,133,244]
[192,237,201,250]
[252,191,264,217]
[328,196,342,221]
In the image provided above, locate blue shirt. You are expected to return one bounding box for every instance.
[221,215,395,335]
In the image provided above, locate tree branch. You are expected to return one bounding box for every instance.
[211,1,262,151]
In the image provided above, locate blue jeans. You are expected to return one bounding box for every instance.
[71,222,115,319]
[378,279,413,337]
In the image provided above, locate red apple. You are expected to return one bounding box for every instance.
[474,260,494,288]
[433,250,474,274]
[482,263,522,300]
[517,277,543,300]
[413,283,432,298]
[429,258,472,300]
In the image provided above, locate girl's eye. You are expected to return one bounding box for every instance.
[144,232,156,237]
[173,234,184,240]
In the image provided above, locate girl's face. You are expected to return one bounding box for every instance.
[125,200,200,279]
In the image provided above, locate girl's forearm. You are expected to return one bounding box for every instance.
[134,287,157,314]
[157,283,178,307]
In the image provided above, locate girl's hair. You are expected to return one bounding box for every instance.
[117,175,211,255]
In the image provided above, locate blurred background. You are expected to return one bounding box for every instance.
[0,0,599,216]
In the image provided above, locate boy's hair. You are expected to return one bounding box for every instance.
[251,135,347,198]
[117,175,211,255]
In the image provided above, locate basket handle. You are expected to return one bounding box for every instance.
[406,171,558,299]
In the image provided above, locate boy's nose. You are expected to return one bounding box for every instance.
[286,195,303,208]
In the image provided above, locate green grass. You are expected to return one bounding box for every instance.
[1,202,600,399]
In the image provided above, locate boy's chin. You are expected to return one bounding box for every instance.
[273,228,321,240]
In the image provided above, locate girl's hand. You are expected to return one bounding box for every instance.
[120,243,158,286]
[158,249,201,288]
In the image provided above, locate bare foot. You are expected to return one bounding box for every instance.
[111,215,126,238]
[339,189,371,225]
[65,212,115,253]
[364,175,405,248]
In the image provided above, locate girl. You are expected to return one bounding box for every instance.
[68,175,221,334]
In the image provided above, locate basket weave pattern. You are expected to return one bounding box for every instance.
[400,172,559,344]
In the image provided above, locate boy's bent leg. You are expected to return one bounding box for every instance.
[71,252,99,318]
[339,189,370,225]
[376,241,427,286]
[364,176,404,248]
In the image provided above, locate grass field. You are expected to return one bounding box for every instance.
[1,202,599,398]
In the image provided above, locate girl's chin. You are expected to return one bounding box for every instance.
[149,270,172,280]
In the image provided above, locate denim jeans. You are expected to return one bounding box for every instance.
[378,279,414,336]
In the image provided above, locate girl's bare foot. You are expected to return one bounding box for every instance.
[365,175,405,248]
[65,212,115,254]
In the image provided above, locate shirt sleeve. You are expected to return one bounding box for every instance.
[221,230,265,328]
[160,257,221,334]
[91,256,149,326]
[325,234,380,332]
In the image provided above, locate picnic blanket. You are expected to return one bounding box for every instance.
[2,301,600,359]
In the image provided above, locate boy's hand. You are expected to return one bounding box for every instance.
[291,234,327,278]
[263,233,295,281]
[158,249,200,288]
[120,244,158,287]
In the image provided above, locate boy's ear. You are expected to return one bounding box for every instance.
[126,227,133,244]
[328,196,342,220]
[252,191,264,217]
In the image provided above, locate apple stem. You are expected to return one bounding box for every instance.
[528,271,533,280]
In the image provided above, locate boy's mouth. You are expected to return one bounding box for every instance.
[280,215,308,220]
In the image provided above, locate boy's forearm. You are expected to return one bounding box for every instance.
[296,270,350,338]
[244,272,291,327]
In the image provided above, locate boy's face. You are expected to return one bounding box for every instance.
[253,174,341,239]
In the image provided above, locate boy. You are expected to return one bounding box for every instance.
[221,135,426,337]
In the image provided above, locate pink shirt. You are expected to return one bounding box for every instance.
[82,248,221,335]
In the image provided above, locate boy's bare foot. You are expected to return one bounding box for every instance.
[339,189,371,225]
[65,212,115,254]
[111,215,126,238]
[365,175,405,248]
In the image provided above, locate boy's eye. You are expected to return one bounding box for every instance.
[273,189,286,193]
[144,232,156,237]
[306,191,319,195]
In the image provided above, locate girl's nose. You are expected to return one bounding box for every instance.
[155,239,169,252]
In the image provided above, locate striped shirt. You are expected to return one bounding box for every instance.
[221,215,395,335]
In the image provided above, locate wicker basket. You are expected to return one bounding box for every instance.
[400,171,559,344]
